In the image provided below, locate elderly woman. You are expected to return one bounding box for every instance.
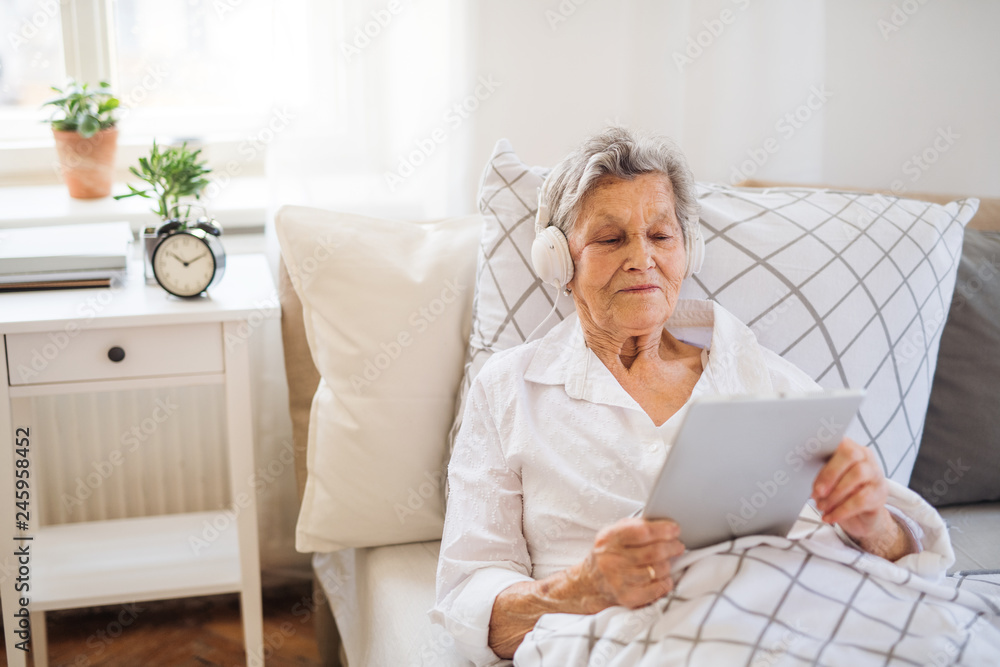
[431,128,966,665]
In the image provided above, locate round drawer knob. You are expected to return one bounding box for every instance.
[107,346,126,363]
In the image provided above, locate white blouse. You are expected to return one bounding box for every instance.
[430,299,935,667]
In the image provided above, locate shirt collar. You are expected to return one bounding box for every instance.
[523,299,773,406]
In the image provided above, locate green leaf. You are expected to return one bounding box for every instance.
[116,139,213,218]
[40,77,120,136]
[78,115,100,138]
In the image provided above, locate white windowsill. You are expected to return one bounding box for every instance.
[0,176,268,233]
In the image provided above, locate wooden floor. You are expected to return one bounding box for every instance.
[0,582,323,667]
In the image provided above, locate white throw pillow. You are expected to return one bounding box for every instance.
[452,139,978,484]
[276,205,482,552]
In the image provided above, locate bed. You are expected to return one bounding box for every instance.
[275,146,1000,666]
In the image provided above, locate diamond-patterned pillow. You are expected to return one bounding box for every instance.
[450,139,979,484]
[689,184,977,482]
[445,140,553,449]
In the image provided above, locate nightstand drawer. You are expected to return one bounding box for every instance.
[5,322,224,386]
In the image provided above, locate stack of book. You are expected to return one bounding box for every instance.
[0,221,134,291]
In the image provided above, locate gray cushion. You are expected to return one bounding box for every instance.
[910,230,1000,506]
[938,502,1000,573]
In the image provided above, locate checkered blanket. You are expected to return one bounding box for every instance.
[514,516,1000,667]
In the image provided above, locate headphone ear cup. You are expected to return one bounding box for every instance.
[684,221,705,278]
[532,226,574,289]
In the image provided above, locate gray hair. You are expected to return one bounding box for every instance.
[541,126,699,242]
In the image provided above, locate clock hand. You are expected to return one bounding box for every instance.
[187,252,209,263]
[168,251,190,267]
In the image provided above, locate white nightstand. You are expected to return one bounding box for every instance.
[0,254,279,666]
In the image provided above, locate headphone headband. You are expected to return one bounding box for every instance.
[535,186,551,231]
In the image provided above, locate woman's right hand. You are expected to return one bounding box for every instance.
[488,516,684,658]
[576,516,684,611]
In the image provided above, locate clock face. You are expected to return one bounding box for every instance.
[152,232,217,297]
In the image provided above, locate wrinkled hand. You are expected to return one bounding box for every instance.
[578,517,683,611]
[812,437,893,543]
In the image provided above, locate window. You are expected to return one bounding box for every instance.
[0,0,279,177]
[112,0,277,139]
[0,0,68,143]
[0,0,470,219]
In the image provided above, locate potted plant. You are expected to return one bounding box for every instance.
[43,79,120,199]
[114,140,212,221]
[116,140,218,285]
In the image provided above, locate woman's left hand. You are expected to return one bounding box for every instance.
[811,438,915,560]
[811,437,889,540]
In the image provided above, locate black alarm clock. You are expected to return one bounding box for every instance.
[142,209,226,297]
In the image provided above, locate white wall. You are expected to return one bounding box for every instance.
[821,2,1000,196]
[468,0,688,187]
[465,0,1000,202]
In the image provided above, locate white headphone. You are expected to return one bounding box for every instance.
[530,181,705,290]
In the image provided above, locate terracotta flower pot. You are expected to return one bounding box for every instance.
[52,127,118,199]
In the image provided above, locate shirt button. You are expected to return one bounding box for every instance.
[648,441,659,453]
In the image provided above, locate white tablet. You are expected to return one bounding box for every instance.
[642,389,866,550]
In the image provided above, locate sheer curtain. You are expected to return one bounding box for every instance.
[266,0,474,225]
[259,1,476,574]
